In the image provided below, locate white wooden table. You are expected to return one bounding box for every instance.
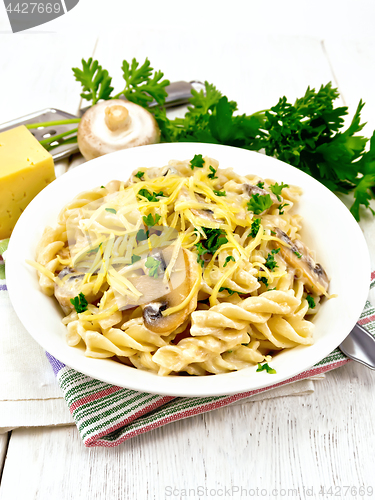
[1,9,375,498]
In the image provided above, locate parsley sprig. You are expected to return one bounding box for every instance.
[256,362,277,374]
[195,227,228,266]
[306,295,316,309]
[247,193,273,214]
[138,189,165,202]
[250,218,261,238]
[145,256,161,278]
[265,248,280,271]
[269,182,289,201]
[73,57,169,108]
[190,154,205,169]
[143,213,161,226]
[70,293,88,313]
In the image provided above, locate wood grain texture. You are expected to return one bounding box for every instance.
[0,34,96,123]
[92,30,339,116]
[0,363,374,500]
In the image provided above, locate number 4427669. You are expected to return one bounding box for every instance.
[6,3,61,14]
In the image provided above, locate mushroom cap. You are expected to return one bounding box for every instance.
[77,100,160,161]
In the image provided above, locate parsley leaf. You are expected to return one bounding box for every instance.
[250,218,261,238]
[131,254,141,264]
[256,181,265,189]
[213,190,226,197]
[117,57,169,107]
[256,362,277,374]
[223,256,235,267]
[258,276,268,287]
[138,189,165,202]
[208,166,218,179]
[278,203,289,214]
[143,213,161,226]
[145,256,161,278]
[105,208,117,214]
[190,154,205,169]
[195,228,228,266]
[269,182,289,201]
[72,58,114,105]
[135,171,144,179]
[306,295,316,308]
[265,248,280,271]
[247,193,273,214]
[219,287,236,295]
[70,292,88,313]
[136,229,149,241]
[294,250,302,259]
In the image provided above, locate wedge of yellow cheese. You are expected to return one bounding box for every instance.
[0,125,55,239]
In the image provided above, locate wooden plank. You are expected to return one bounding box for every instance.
[1,363,374,499]
[93,31,339,115]
[0,34,97,123]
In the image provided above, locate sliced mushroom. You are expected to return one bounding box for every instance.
[77,100,160,161]
[142,248,200,335]
[274,228,329,294]
[244,184,280,208]
[54,268,103,314]
[191,193,224,224]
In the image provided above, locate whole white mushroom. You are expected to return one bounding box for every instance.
[77,99,160,160]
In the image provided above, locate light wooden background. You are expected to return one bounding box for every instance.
[0,23,375,500]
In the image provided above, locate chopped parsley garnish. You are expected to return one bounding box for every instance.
[145,256,161,278]
[70,292,88,313]
[190,154,205,169]
[269,182,289,201]
[142,213,161,226]
[87,243,102,256]
[256,362,277,374]
[105,208,117,214]
[136,229,149,241]
[138,188,165,202]
[250,218,261,238]
[101,185,105,188]
[247,193,273,214]
[195,227,228,266]
[208,166,218,179]
[227,350,233,354]
[213,189,226,196]
[131,254,141,264]
[270,230,276,235]
[306,295,316,308]
[258,276,268,287]
[219,287,236,295]
[223,256,235,267]
[294,250,302,259]
[278,203,289,214]
[135,171,144,179]
[265,248,280,271]
[256,181,265,189]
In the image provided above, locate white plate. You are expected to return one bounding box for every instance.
[6,143,371,397]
